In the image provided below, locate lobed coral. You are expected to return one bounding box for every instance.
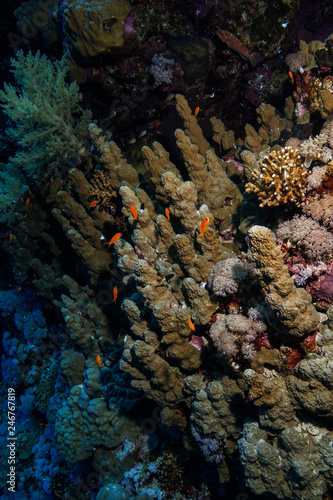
[61,0,134,59]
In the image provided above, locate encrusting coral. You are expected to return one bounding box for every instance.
[61,0,134,59]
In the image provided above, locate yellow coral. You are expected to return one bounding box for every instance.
[245,147,307,207]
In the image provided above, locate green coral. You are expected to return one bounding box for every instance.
[16,431,36,460]
[0,50,92,175]
[36,358,58,412]
[0,50,93,222]
[0,162,27,224]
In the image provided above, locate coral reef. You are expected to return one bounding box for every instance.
[1,7,333,499]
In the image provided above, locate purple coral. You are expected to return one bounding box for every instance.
[294,268,310,286]
[150,54,175,85]
[191,425,225,464]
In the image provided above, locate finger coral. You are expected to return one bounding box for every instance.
[245,147,307,207]
[248,225,320,337]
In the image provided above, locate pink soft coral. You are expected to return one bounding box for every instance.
[276,215,333,260]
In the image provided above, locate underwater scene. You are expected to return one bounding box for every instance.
[0,0,333,498]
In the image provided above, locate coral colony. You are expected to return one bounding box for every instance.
[1,1,333,499]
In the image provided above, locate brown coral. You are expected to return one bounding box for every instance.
[245,147,307,207]
[248,225,320,337]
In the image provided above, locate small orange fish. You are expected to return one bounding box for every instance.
[156,277,163,282]
[8,233,13,243]
[96,355,103,368]
[89,200,99,209]
[197,216,209,238]
[16,286,22,292]
[156,130,163,136]
[82,431,85,437]
[188,313,195,332]
[194,106,200,117]
[106,232,122,248]
[112,286,118,303]
[288,71,294,85]
[165,207,170,220]
[130,204,138,220]
[25,198,30,207]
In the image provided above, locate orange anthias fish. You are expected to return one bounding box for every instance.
[130,204,138,220]
[288,71,294,85]
[112,286,118,303]
[194,106,200,117]
[96,355,103,368]
[197,216,209,238]
[165,207,170,220]
[8,233,13,243]
[216,29,257,67]
[89,200,99,209]
[188,313,195,332]
[106,232,122,248]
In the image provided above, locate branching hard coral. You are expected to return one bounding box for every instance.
[245,147,307,207]
[0,50,92,177]
[243,104,292,154]
[89,123,139,188]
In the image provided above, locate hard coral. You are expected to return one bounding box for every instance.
[61,0,134,59]
[248,225,320,337]
[245,147,307,207]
